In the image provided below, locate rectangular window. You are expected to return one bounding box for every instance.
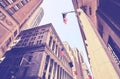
[108,36,120,61]
[55,45,58,55]
[42,72,46,79]
[14,30,17,37]
[49,36,52,47]
[44,55,50,71]
[89,7,92,15]
[7,0,14,4]
[12,0,16,2]
[3,1,10,6]
[7,9,14,15]
[52,41,55,51]
[22,0,28,5]
[19,2,24,7]
[27,0,30,1]
[16,3,23,9]
[98,22,103,37]
[13,5,19,11]
[49,59,53,73]
[0,11,6,20]
[0,1,7,8]
[6,38,11,46]
[28,55,32,62]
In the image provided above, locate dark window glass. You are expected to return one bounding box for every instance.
[28,56,32,62]
[44,55,50,71]
[108,36,120,61]
[14,30,17,37]
[42,72,46,79]
[89,7,92,15]
[0,2,7,8]
[49,36,52,47]
[6,38,11,46]
[98,22,103,37]
[0,11,6,20]
[49,59,53,72]
[52,41,55,51]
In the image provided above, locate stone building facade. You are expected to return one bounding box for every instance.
[0,23,73,79]
[0,0,44,58]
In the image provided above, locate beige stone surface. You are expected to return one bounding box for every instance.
[77,9,119,79]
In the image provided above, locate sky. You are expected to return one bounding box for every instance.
[39,0,90,69]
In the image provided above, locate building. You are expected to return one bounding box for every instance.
[63,42,84,79]
[0,23,73,79]
[96,0,120,77]
[82,63,92,79]
[72,0,98,27]
[72,0,120,79]
[0,0,44,58]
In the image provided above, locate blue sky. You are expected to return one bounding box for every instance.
[40,0,90,68]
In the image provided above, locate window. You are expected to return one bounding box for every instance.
[16,3,23,9]
[27,0,31,1]
[48,75,50,79]
[53,63,57,79]
[3,1,10,6]
[49,36,52,47]
[55,45,58,55]
[0,11,6,20]
[19,2,24,7]
[28,55,32,62]
[0,1,7,8]
[14,30,17,37]
[108,36,120,61]
[7,0,14,4]
[98,22,103,37]
[29,42,34,46]
[12,0,16,2]
[49,59,53,73]
[42,72,46,79]
[52,41,55,51]
[6,37,11,46]
[21,0,27,5]
[7,8,14,15]
[44,55,50,71]
[13,5,19,11]
[89,7,92,15]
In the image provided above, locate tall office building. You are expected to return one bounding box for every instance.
[0,23,73,79]
[72,0,120,79]
[96,0,120,76]
[0,0,44,58]
[63,42,84,79]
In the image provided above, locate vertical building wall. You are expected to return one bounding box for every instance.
[96,0,120,76]
[0,0,43,58]
[63,42,84,79]
[77,9,119,79]
[0,7,19,58]
[72,0,120,78]
[72,0,98,27]
[72,48,84,79]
